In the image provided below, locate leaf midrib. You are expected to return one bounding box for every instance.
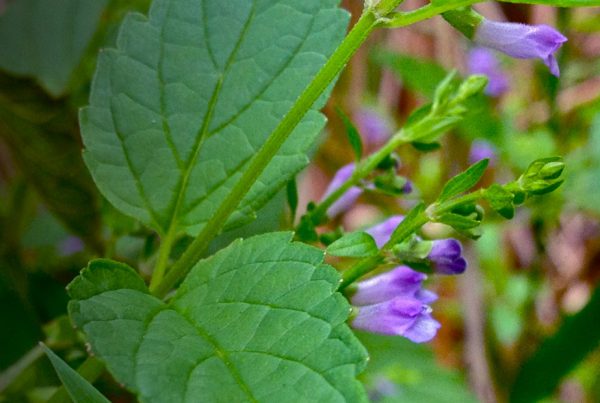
[162,0,258,236]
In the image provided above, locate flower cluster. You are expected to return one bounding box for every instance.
[351,266,441,343]
[350,217,467,343]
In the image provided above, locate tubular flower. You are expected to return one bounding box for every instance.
[322,163,362,218]
[474,21,567,77]
[350,265,440,343]
[351,265,433,306]
[427,239,467,275]
[352,296,441,343]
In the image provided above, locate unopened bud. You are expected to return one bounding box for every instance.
[456,75,488,101]
[539,161,565,180]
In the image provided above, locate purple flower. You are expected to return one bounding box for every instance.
[469,139,497,166]
[350,265,440,343]
[354,108,392,146]
[428,239,467,274]
[352,266,430,306]
[352,296,441,343]
[322,163,363,218]
[474,21,567,77]
[467,47,509,96]
[365,215,404,248]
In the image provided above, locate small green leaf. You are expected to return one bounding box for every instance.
[41,344,110,403]
[438,159,489,202]
[0,0,108,96]
[327,231,378,258]
[484,184,515,219]
[337,107,363,161]
[436,213,480,230]
[389,203,427,247]
[81,0,348,237]
[69,233,368,402]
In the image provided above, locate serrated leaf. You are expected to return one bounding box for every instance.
[41,344,110,403]
[80,0,348,237]
[327,231,378,258]
[69,233,368,402]
[438,159,489,202]
[0,0,108,96]
[336,107,363,161]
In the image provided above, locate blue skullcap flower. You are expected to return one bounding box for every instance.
[352,296,441,343]
[428,239,467,275]
[474,21,567,77]
[322,163,363,218]
[351,265,435,306]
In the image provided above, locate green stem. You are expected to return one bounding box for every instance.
[386,0,483,28]
[149,226,177,292]
[152,9,381,298]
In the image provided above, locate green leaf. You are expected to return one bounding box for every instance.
[510,284,600,403]
[438,159,489,203]
[69,233,368,402]
[436,213,480,230]
[327,231,378,258]
[389,203,427,247]
[484,184,515,219]
[497,0,600,6]
[0,0,108,96]
[336,107,363,161]
[80,0,348,237]
[41,344,110,403]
